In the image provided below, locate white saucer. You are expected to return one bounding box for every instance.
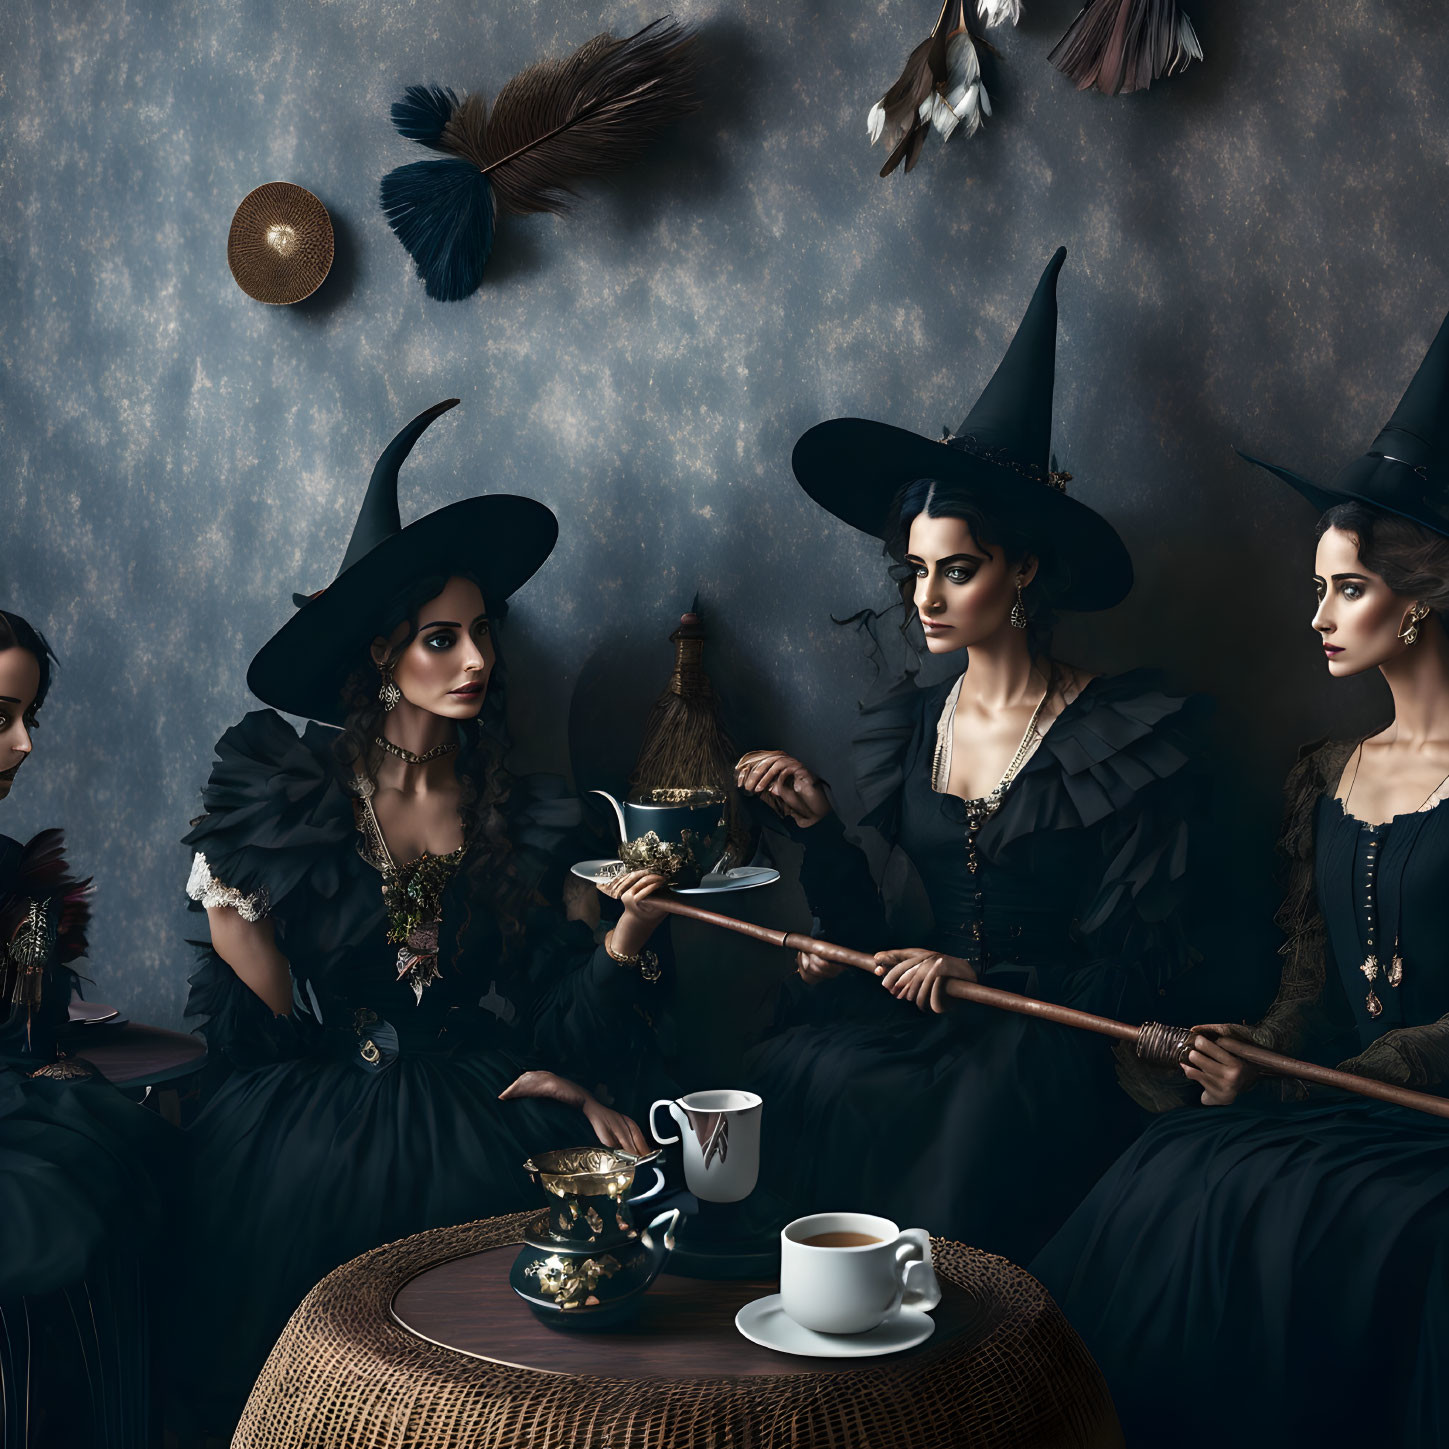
[734,1294,936,1359]
[570,860,781,895]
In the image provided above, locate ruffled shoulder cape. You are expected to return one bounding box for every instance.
[1,829,92,959]
[853,668,1210,857]
[1,829,93,1064]
[183,709,357,927]
[182,709,590,1065]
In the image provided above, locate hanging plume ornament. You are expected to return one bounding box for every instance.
[977,0,1023,26]
[1049,0,1202,95]
[380,18,697,301]
[868,0,992,177]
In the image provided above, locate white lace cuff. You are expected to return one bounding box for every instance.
[187,852,269,922]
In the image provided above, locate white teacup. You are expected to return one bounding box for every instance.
[649,1088,762,1203]
[779,1211,941,1335]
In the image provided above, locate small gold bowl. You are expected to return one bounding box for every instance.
[227,182,334,305]
[524,1146,658,1200]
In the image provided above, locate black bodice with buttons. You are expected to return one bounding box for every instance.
[791,669,1209,1022]
[1316,794,1449,1052]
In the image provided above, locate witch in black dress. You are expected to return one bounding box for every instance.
[736,250,1208,1264]
[0,609,173,1448]
[177,400,669,1432]
[1034,305,1449,1449]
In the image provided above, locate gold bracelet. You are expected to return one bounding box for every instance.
[604,932,662,982]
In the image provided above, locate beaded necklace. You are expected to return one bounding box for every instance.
[1339,742,1449,1017]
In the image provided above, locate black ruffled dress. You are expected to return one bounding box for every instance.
[1033,740,1449,1449]
[178,710,663,1429]
[746,670,1207,1263]
[1,829,173,1447]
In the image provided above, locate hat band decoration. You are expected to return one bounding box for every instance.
[1373,454,1429,480]
[938,429,1073,494]
[790,249,1133,612]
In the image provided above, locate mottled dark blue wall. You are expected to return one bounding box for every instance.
[1,0,1444,1029]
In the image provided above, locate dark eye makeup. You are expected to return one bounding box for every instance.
[908,560,978,583]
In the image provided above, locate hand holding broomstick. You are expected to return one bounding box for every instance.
[640,893,1449,1122]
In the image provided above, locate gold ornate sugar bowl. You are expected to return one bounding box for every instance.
[511,1147,680,1330]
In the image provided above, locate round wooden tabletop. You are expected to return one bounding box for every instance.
[68,1021,207,1087]
[391,1243,995,1378]
[236,1211,1124,1449]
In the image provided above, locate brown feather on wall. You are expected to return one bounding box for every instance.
[868,0,992,178]
[1049,0,1202,95]
[380,18,698,300]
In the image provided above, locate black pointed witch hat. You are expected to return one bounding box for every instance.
[1239,307,1449,537]
[790,247,1133,612]
[247,399,558,724]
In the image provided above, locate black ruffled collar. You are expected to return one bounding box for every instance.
[855,668,1207,853]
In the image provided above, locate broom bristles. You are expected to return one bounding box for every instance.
[629,611,754,865]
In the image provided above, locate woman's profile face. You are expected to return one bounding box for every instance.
[374,576,495,721]
[1312,526,1423,678]
[0,648,41,802]
[905,512,1036,655]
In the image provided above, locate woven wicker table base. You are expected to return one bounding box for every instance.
[234,1211,1122,1449]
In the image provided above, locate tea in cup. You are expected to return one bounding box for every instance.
[779,1211,941,1335]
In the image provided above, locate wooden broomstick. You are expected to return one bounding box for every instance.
[647,896,1449,1121]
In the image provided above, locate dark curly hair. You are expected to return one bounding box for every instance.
[881,477,1069,660]
[332,573,534,960]
[0,610,59,724]
[1317,502,1449,621]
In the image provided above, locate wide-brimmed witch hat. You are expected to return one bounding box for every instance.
[791,247,1133,611]
[1239,307,1449,538]
[247,398,558,724]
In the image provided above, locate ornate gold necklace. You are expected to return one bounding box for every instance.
[374,735,458,767]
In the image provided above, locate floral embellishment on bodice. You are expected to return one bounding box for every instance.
[349,775,467,1004]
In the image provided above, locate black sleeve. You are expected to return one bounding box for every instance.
[786,812,891,955]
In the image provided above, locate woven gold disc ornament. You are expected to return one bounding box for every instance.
[227,182,334,305]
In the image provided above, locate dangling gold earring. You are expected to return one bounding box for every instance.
[1010,582,1028,630]
[378,668,402,711]
[1399,602,1431,647]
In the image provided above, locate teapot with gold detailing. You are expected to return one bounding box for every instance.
[588,788,731,889]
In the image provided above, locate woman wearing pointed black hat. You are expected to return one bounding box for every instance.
[1034,306,1449,1448]
[734,249,1210,1263]
[175,401,668,1432]
[0,609,174,1447]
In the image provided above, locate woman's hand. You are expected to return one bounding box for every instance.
[598,868,670,959]
[1182,1025,1259,1106]
[795,949,847,985]
[734,750,831,828]
[500,1068,588,1109]
[875,948,977,1013]
[498,1070,650,1155]
[581,1098,651,1156]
